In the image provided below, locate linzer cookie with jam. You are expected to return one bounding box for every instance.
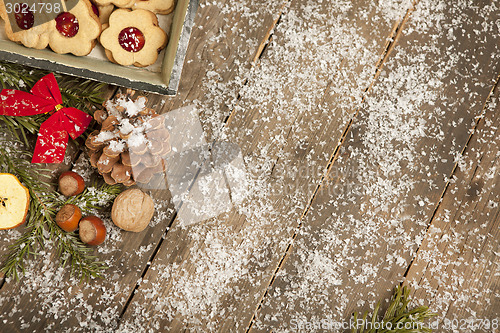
[99,9,167,67]
[89,0,114,26]
[48,0,101,56]
[0,0,53,49]
[132,0,175,15]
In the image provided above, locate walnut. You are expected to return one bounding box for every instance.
[111,188,154,232]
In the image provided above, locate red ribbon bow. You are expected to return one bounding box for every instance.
[0,73,92,163]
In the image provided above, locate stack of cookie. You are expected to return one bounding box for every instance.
[0,0,173,67]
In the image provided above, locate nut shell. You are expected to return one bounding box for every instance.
[79,216,106,245]
[56,204,82,232]
[59,171,85,196]
[111,188,154,232]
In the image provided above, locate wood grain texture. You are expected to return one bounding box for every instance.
[0,1,288,332]
[405,80,500,331]
[249,0,500,331]
[119,0,410,331]
[1,0,498,331]
[152,0,290,143]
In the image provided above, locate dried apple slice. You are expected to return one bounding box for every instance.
[0,173,30,230]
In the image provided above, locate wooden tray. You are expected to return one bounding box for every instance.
[0,0,199,95]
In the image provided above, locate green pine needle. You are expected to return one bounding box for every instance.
[56,75,108,115]
[63,182,123,215]
[351,285,436,333]
[0,142,121,281]
[0,61,114,281]
[0,61,106,146]
[0,62,39,89]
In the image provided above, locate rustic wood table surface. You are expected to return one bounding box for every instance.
[0,0,499,332]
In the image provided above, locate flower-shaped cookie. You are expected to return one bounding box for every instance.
[100,9,167,67]
[92,0,135,8]
[48,0,101,56]
[0,0,53,49]
[89,1,114,26]
[133,0,175,15]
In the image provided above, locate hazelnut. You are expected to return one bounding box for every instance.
[111,188,154,232]
[79,216,106,246]
[59,171,85,196]
[56,204,82,232]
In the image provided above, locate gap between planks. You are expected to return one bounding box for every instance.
[116,2,290,323]
[401,71,500,281]
[243,4,417,332]
[224,0,289,126]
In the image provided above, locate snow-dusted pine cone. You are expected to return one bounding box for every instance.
[86,90,171,186]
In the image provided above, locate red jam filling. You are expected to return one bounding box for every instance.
[118,27,145,52]
[91,2,99,17]
[55,12,79,37]
[15,10,34,30]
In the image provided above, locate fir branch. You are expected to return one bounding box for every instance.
[0,61,106,146]
[63,183,123,215]
[0,114,47,148]
[46,218,108,281]
[0,62,40,89]
[351,285,436,333]
[0,142,121,281]
[55,75,108,116]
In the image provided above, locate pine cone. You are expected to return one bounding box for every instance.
[86,90,171,186]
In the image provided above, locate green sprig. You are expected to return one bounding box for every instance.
[0,142,121,281]
[351,285,436,333]
[64,183,123,215]
[0,61,107,146]
[0,62,39,89]
[56,75,108,116]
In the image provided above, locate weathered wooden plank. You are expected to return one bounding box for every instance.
[119,1,411,331]
[0,0,289,331]
[405,79,500,330]
[158,0,289,142]
[249,0,500,331]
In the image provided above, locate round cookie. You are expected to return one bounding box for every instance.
[48,0,101,56]
[0,0,53,49]
[100,9,167,67]
[132,0,175,15]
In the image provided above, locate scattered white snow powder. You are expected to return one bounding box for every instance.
[108,140,126,153]
[0,0,498,332]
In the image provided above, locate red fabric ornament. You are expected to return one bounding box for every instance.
[0,73,92,163]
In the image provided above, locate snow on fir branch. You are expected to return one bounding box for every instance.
[0,61,107,147]
[0,141,122,281]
